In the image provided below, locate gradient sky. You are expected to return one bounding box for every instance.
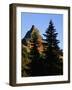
[21,12,63,49]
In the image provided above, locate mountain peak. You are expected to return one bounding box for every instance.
[22,25,41,45]
[22,25,44,53]
[31,25,35,29]
[30,25,39,34]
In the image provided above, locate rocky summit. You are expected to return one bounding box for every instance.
[22,25,44,53]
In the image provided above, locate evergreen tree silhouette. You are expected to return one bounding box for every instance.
[43,20,63,75]
[22,45,31,77]
[29,30,43,76]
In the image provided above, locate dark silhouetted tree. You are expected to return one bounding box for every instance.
[22,45,31,77]
[43,20,63,75]
[29,27,44,76]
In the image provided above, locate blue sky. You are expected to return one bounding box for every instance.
[21,12,63,49]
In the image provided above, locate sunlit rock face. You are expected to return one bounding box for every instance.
[22,25,44,53]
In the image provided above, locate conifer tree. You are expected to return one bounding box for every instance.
[22,45,31,77]
[29,31,43,76]
[43,20,63,75]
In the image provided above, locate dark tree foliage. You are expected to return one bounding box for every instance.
[43,20,63,75]
[29,32,44,76]
[22,23,63,77]
[22,45,31,77]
